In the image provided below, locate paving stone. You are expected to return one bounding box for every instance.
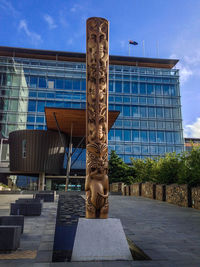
[35,250,52,262]
[38,242,54,251]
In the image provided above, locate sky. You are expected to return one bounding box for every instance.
[0,0,200,137]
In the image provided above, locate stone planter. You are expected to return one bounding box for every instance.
[110,183,124,194]
[130,183,142,196]
[124,185,130,196]
[156,184,166,201]
[191,187,200,210]
[141,182,156,199]
[166,184,191,207]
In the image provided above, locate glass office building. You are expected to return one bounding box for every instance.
[0,46,184,170]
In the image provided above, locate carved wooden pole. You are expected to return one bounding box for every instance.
[85,17,109,219]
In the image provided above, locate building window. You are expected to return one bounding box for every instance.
[27,115,35,123]
[108,129,114,141]
[115,129,122,141]
[123,82,130,93]
[81,80,86,91]
[56,78,64,89]
[30,76,37,88]
[116,81,122,93]
[22,139,26,158]
[123,105,130,117]
[140,83,146,94]
[73,79,81,90]
[155,84,162,95]
[37,101,45,112]
[148,107,156,118]
[131,82,138,94]
[132,130,139,142]
[28,100,36,112]
[147,84,154,95]
[124,130,131,141]
[65,79,72,90]
[109,81,114,92]
[149,131,156,142]
[141,131,148,142]
[39,77,46,88]
[157,131,165,143]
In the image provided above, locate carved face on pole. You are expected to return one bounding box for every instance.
[85,17,109,219]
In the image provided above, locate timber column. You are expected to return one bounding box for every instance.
[85,17,109,219]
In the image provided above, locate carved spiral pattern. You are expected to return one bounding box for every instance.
[85,17,109,219]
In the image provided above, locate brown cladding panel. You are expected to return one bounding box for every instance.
[9,130,66,174]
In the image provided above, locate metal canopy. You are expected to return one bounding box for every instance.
[45,107,120,137]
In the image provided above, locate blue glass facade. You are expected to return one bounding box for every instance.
[0,51,184,168]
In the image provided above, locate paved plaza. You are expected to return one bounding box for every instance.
[0,194,199,266]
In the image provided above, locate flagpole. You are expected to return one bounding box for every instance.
[142,40,145,57]
[129,43,130,56]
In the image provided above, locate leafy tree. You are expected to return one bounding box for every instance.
[155,153,180,184]
[178,146,200,186]
[130,157,157,183]
[108,150,135,185]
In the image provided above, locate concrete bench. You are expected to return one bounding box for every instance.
[0,226,21,252]
[0,215,24,233]
[10,202,42,216]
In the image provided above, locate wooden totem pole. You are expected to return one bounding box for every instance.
[85,17,109,219]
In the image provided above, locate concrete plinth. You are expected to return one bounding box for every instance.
[71,218,132,261]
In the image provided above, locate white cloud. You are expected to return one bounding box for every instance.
[170,19,200,85]
[172,59,193,84]
[67,38,74,45]
[44,14,57,29]
[19,20,42,45]
[70,4,82,12]
[184,118,200,138]
[0,0,19,17]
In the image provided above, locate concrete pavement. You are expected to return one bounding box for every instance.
[0,194,199,266]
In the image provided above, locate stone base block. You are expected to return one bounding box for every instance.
[192,187,200,210]
[166,184,191,207]
[71,218,132,261]
[130,183,142,196]
[0,215,24,233]
[10,203,42,216]
[141,182,156,199]
[156,184,166,201]
[0,226,21,251]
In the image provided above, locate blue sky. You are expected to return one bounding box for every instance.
[1,0,200,137]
